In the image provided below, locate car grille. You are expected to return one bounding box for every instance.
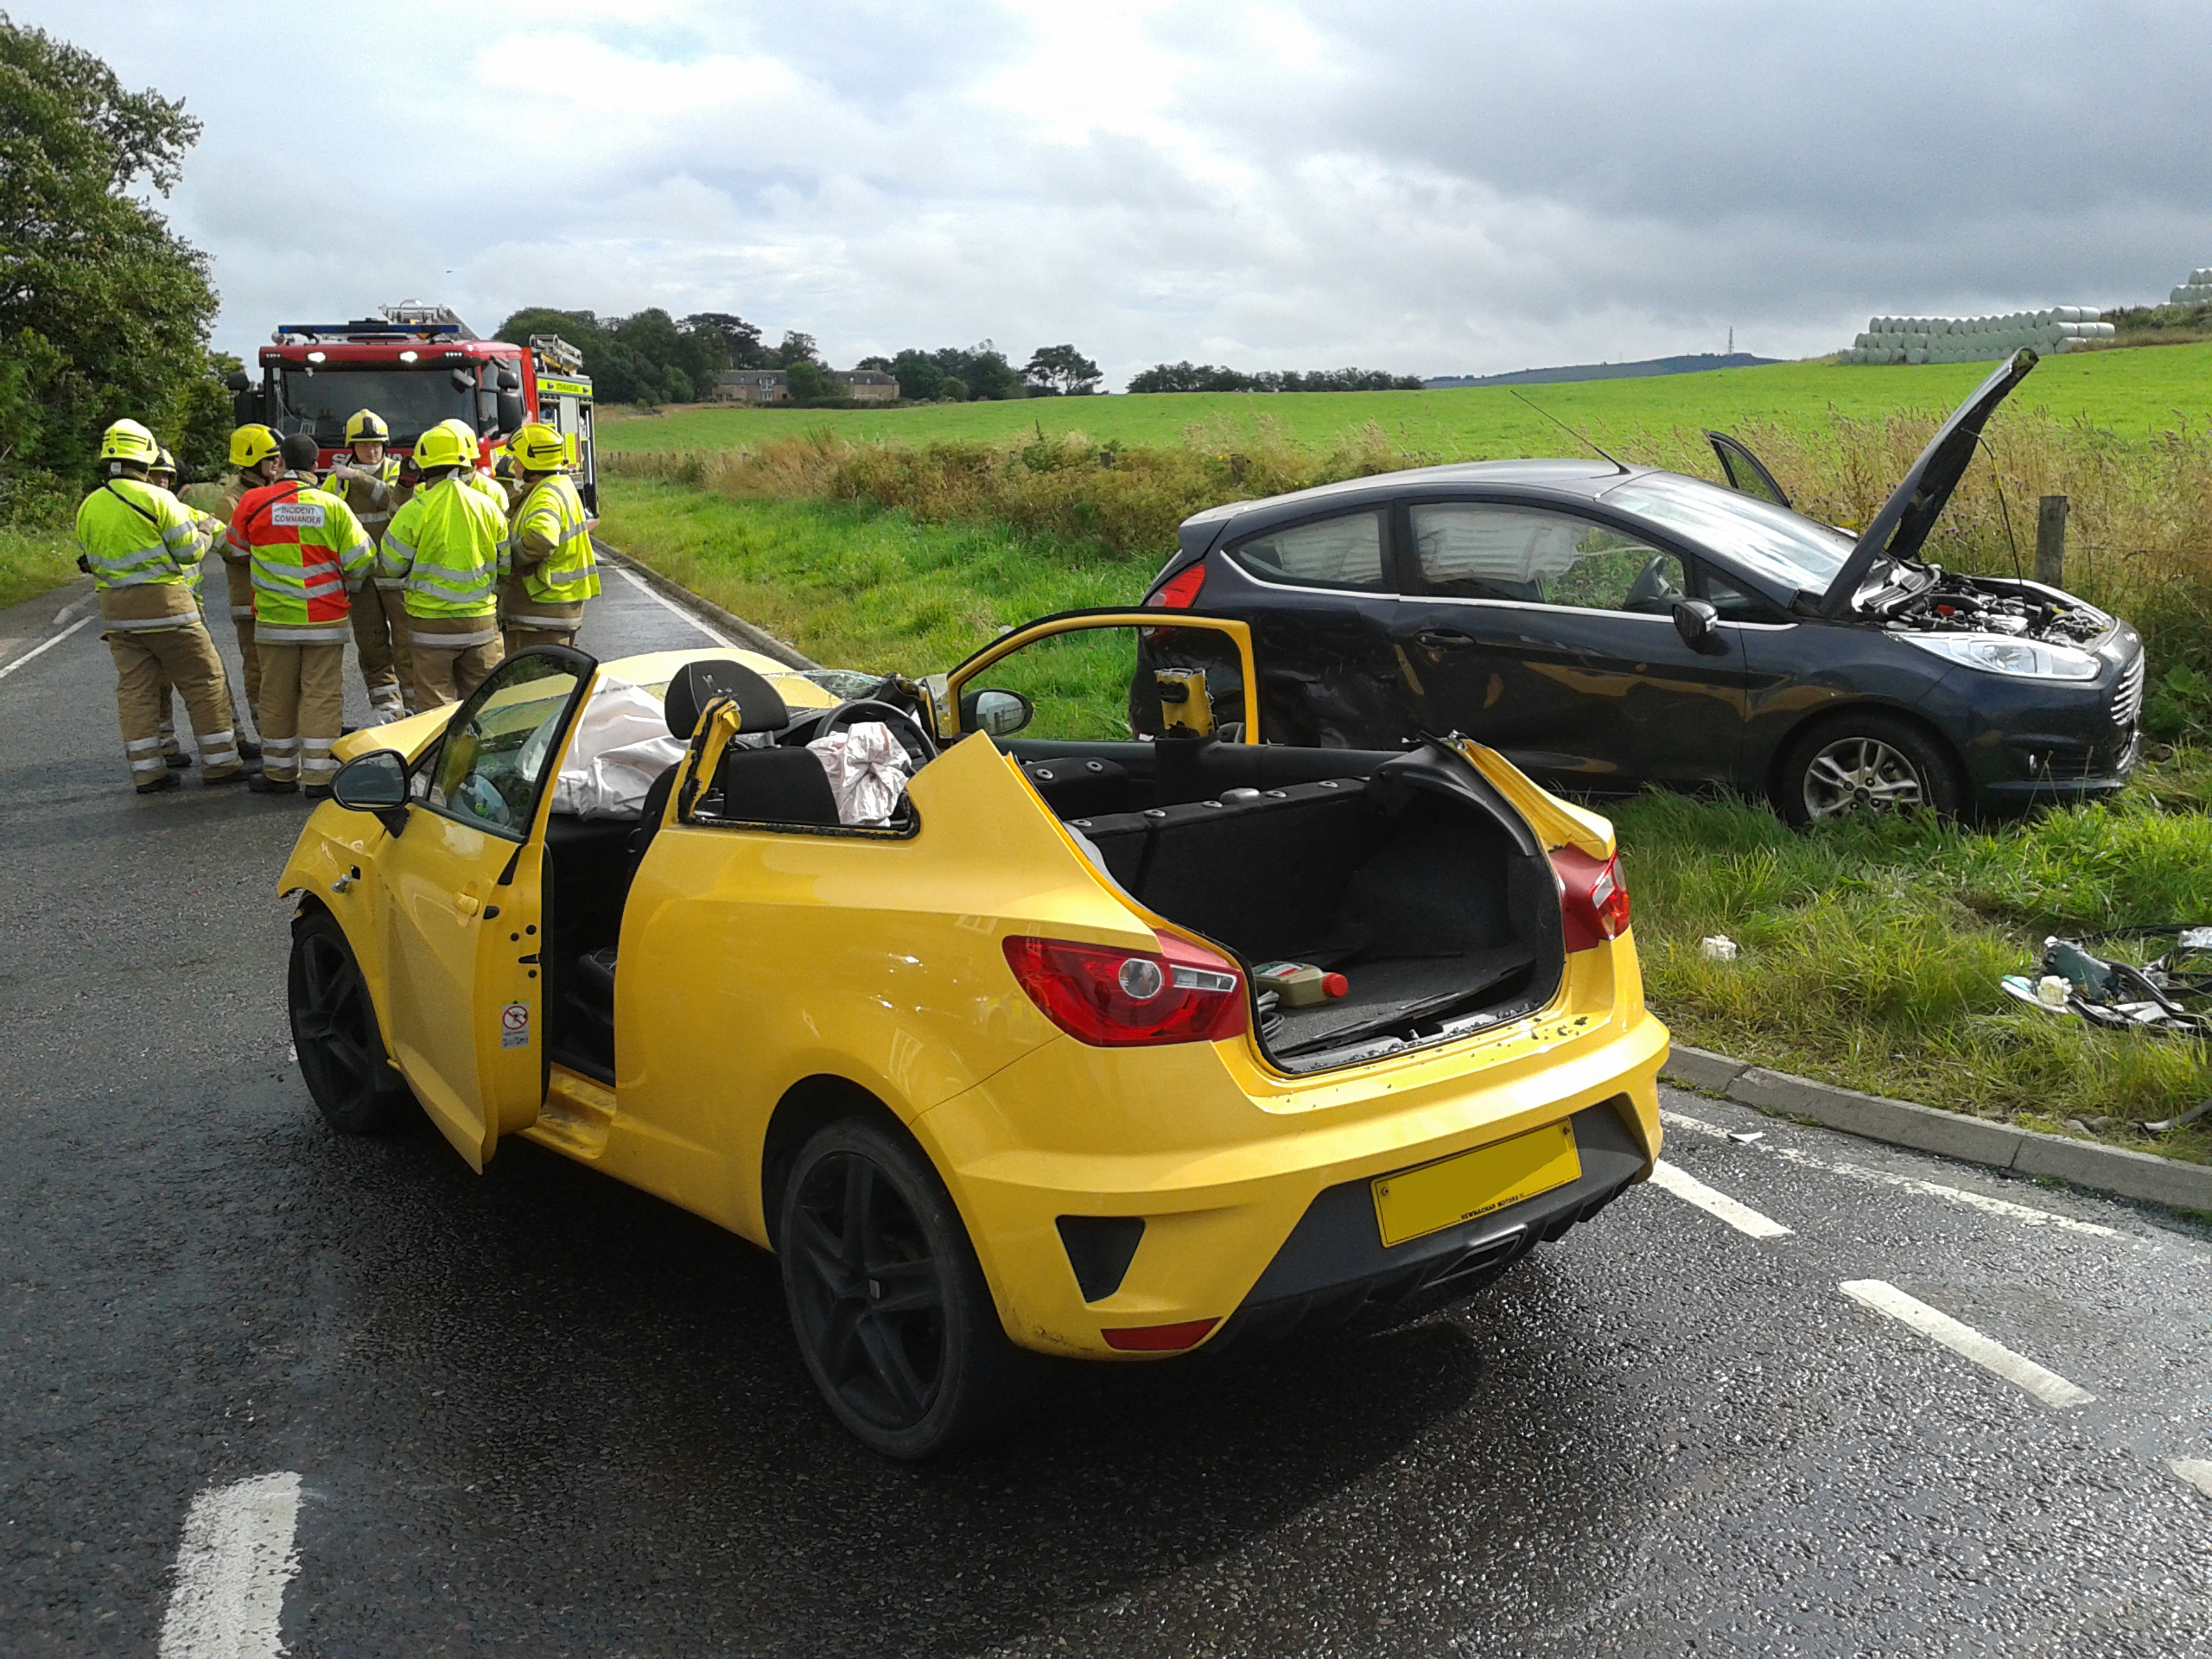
[2113,652,2145,728]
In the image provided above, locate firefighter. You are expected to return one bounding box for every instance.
[323,409,410,721]
[499,422,600,654]
[232,431,373,797]
[433,418,510,510]
[75,419,245,793]
[380,422,506,709]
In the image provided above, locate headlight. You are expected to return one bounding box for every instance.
[1895,632,2101,681]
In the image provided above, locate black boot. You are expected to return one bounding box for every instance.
[248,772,298,795]
[135,772,182,795]
[164,752,193,769]
[238,739,264,761]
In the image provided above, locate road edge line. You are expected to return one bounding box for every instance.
[1661,1043,2212,1216]
[157,1470,304,1659]
[592,539,817,670]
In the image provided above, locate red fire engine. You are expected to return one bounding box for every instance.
[226,302,598,509]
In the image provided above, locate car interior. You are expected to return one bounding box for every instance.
[532,654,1567,1084]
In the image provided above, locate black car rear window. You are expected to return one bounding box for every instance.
[1226,510,1388,591]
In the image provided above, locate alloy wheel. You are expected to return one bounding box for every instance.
[1802,735,1924,820]
[290,927,386,1121]
[784,1150,949,1431]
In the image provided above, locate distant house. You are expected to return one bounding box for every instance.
[712,367,901,405]
[714,370,788,405]
[832,369,899,404]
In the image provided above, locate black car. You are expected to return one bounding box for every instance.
[1138,350,2144,824]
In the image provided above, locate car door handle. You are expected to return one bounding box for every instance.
[1414,628,1477,650]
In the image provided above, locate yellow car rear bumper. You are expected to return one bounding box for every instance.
[919,1007,1669,1360]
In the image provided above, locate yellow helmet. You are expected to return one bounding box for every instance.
[437,418,481,465]
[412,423,471,471]
[507,421,569,474]
[228,423,282,470]
[344,409,390,445]
[99,419,160,466]
[149,446,178,480]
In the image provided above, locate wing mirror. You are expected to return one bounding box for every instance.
[960,688,1033,737]
[1671,599,1726,655]
[331,748,411,836]
[495,366,522,391]
[223,369,251,392]
[495,389,526,433]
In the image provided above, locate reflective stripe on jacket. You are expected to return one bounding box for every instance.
[322,455,404,546]
[75,480,208,592]
[381,476,506,620]
[505,474,600,605]
[231,476,373,643]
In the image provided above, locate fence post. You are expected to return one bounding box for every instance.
[2035,494,2069,587]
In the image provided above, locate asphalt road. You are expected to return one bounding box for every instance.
[4,569,2211,1658]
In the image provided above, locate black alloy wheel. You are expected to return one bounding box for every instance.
[778,1118,1029,1459]
[1778,710,1963,829]
[288,911,416,1134]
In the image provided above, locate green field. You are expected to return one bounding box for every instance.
[0,524,77,611]
[600,343,2212,459]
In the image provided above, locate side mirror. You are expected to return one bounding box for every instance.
[1671,599,1726,655]
[223,370,251,392]
[960,688,1033,737]
[331,748,410,836]
[495,366,522,391]
[495,389,526,433]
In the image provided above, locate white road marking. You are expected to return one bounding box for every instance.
[0,613,93,683]
[1649,1159,1792,1237]
[1661,1109,2122,1240]
[1839,1280,2095,1408]
[615,565,734,649]
[158,1471,303,1659]
[2170,1459,2212,1499]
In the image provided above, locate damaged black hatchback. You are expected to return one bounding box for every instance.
[1140,351,2144,823]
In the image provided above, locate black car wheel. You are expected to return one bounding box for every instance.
[1779,713,1961,828]
[288,911,416,1134]
[778,1117,1030,1459]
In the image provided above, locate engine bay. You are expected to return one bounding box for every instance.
[1879,569,2109,645]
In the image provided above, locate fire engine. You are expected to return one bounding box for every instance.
[225,302,598,510]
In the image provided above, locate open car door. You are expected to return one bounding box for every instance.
[376,645,597,1170]
[1705,430,1792,510]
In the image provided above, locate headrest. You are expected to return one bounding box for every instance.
[664,658,789,739]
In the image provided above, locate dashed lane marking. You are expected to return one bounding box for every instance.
[1649,1159,1792,1237]
[158,1471,302,1659]
[614,565,735,649]
[0,613,93,683]
[2170,1459,2212,1499]
[1840,1279,2096,1408]
[1662,1109,2124,1240]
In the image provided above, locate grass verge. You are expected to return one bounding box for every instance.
[602,476,2212,1164]
[0,524,78,611]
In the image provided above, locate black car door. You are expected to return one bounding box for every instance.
[1207,505,1414,747]
[1389,498,1750,793]
[1707,432,1793,509]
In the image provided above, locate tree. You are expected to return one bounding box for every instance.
[770,330,820,368]
[855,354,894,373]
[783,359,830,403]
[0,16,219,495]
[1022,344,1102,397]
[685,311,765,369]
[887,348,948,401]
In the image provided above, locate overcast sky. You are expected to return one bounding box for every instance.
[25,1,2212,382]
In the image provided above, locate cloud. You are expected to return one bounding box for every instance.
[21,0,2212,382]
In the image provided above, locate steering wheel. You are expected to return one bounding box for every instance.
[791,698,940,768]
[1624,556,1683,612]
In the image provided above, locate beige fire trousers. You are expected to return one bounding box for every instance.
[256,641,347,788]
[407,613,504,711]
[108,621,243,787]
[350,582,410,720]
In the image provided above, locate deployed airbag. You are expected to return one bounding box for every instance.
[808,721,912,826]
[552,677,688,819]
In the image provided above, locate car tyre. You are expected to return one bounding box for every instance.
[778,1117,1032,1459]
[1777,711,1962,829]
[288,910,417,1135]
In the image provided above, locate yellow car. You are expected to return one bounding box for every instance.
[283,612,1668,1458]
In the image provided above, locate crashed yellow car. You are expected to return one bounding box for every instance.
[281,612,1668,1458]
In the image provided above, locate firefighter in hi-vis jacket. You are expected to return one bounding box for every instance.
[321,408,410,721]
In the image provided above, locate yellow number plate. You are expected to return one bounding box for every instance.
[1370,1122,1581,1248]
